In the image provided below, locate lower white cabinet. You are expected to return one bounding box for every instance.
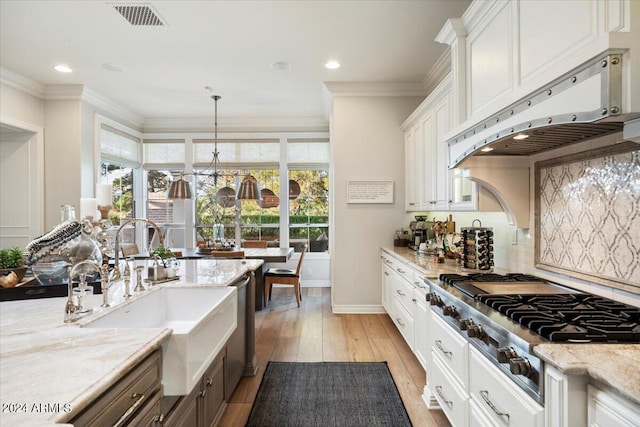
[469,346,544,427]
[414,286,429,371]
[431,351,469,427]
[588,384,640,427]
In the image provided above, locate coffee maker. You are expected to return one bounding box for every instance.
[408,216,432,250]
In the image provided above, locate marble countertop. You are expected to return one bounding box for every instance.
[381,246,466,278]
[534,344,640,405]
[0,258,263,427]
[383,246,640,407]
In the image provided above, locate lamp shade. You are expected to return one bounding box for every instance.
[289,179,301,199]
[237,175,261,200]
[215,186,236,207]
[168,177,193,199]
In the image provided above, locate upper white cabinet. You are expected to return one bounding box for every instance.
[438,0,640,141]
[402,75,476,212]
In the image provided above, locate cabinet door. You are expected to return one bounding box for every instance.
[162,382,201,427]
[203,350,226,427]
[414,288,428,371]
[421,113,436,208]
[433,94,452,210]
[405,124,423,211]
[381,256,393,314]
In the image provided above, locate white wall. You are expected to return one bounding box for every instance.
[330,95,423,312]
[0,82,45,245]
[43,100,83,229]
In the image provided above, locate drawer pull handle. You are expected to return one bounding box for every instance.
[396,290,406,296]
[113,393,146,427]
[206,378,213,387]
[384,272,390,276]
[480,390,510,422]
[396,268,406,274]
[435,340,452,358]
[396,317,405,327]
[435,386,453,408]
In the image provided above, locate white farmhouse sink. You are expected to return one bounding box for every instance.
[84,286,237,395]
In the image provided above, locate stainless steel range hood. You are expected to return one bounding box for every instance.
[446,50,640,229]
[447,50,639,168]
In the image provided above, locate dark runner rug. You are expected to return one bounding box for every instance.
[246,361,413,427]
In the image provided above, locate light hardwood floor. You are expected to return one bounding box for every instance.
[219,287,451,427]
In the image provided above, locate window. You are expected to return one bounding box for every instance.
[288,169,329,252]
[100,162,135,245]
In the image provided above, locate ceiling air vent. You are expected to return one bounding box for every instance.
[112,3,165,26]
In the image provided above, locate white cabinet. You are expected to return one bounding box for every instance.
[588,384,640,427]
[380,249,430,362]
[404,123,423,210]
[413,286,429,371]
[469,346,544,427]
[402,74,479,212]
[380,253,394,314]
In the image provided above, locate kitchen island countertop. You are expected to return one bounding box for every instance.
[0,258,263,427]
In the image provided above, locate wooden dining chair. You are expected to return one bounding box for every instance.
[121,244,140,257]
[243,240,268,248]
[208,250,245,259]
[264,244,307,307]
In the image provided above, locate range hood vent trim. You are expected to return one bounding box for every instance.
[447,50,637,168]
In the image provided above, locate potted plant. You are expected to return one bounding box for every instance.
[149,247,176,268]
[0,246,27,287]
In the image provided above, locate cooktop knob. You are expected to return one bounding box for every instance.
[459,319,474,330]
[428,293,444,307]
[497,347,518,363]
[442,305,459,318]
[509,357,533,377]
[467,324,485,339]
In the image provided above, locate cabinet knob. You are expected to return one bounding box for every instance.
[206,378,213,387]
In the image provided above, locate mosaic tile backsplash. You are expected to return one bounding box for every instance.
[536,143,640,289]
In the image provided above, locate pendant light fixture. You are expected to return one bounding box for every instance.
[168,95,261,202]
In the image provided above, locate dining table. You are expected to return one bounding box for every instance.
[139,247,295,309]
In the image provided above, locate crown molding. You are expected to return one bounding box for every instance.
[81,88,144,129]
[422,48,452,95]
[323,82,429,98]
[461,0,497,33]
[143,116,329,133]
[44,84,85,100]
[435,18,467,45]
[0,66,45,98]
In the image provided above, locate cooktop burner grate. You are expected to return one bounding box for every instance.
[477,293,640,343]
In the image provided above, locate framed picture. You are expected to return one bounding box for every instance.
[347,180,394,204]
[535,141,640,292]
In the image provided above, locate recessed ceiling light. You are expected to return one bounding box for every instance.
[325,60,341,70]
[480,147,494,152]
[271,62,291,71]
[54,64,72,73]
[103,63,126,72]
[513,133,529,140]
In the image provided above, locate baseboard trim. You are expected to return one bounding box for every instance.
[331,304,386,314]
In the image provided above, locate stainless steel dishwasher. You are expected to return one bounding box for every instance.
[225,274,249,398]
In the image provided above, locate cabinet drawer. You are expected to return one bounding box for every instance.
[392,270,415,314]
[431,313,468,389]
[71,349,162,426]
[431,351,469,427]
[393,297,415,349]
[469,347,543,427]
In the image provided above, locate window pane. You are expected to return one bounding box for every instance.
[289,169,329,252]
[240,169,280,244]
[195,171,238,246]
[100,162,134,244]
